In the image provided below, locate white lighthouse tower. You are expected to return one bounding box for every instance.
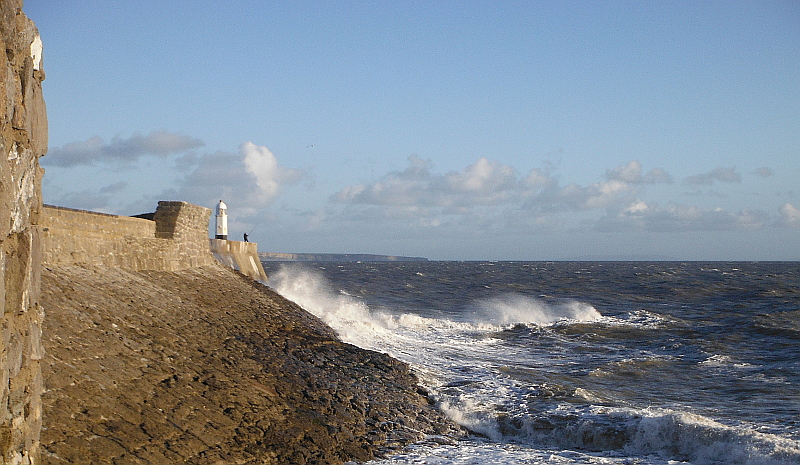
[215,200,228,240]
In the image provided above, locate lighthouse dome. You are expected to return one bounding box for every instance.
[216,200,227,214]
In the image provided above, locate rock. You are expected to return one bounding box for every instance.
[0,2,47,464]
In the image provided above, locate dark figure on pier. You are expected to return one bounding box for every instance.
[243,233,249,242]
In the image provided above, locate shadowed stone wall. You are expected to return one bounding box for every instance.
[153,201,217,269]
[0,1,47,463]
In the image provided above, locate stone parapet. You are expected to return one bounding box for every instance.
[153,201,210,241]
[42,204,156,241]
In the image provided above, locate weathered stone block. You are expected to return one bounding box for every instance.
[0,2,46,463]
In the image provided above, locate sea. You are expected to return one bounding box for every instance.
[260,261,800,465]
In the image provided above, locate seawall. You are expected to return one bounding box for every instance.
[36,202,464,463]
[40,264,462,464]
[41,202,268,282]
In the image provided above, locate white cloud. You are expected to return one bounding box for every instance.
[44,131,204,167]
[606,160,643,183]
[605,160,673,184]
[643,167,673,184]
[524,168,551,189]
[778,203,800,228]
[445,157,517,194]
[243,142,281,202]
[625,199,649,214]
[534,160,671,213]
[556,179,633,211]
[129,142,304,216]
[333,155,524,210]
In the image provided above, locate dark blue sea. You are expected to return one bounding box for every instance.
[261,261,800,464]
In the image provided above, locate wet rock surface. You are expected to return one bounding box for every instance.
[40,264,462,464]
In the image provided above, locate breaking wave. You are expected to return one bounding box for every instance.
[269,265,601,338]
[471,294,602,326]
[437,398,800,465]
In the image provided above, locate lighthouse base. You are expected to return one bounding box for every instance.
[210,238,268,283]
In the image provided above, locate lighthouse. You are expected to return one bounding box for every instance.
[215,200,228,240]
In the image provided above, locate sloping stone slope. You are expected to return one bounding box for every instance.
[40,264,461,464]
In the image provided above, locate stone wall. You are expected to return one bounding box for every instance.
[41,202,268,282]
[41,202,217,272]
[152,201,216,269]
[0,2,47,464]
[210,239,268,283]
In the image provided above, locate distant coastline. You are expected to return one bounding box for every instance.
[259,252,428,262]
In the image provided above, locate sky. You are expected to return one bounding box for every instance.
[24,1,800,260]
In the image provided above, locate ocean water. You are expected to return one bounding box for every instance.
[261,261,800,465]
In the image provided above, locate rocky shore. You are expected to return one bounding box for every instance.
[40,263,462,464]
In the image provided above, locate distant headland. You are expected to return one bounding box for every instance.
[259,252,428,262]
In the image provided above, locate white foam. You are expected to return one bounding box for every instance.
[622,408,800,465]
[370,438,660,464]
[269,265,518,347]
[600,309,674,329]
[472,294,602,326]
[268,264,393,347]
[432,399,800,464]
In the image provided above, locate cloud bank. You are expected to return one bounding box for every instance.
[598,202,770,232]
[333,158,671,218]
[331,158,791,234]
[45,136,304,222]
[44,131,793,251]
[45,131,204,167]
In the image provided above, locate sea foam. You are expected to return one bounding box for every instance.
[471,294,602,326]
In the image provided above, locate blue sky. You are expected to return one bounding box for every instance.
[25,1,800,260]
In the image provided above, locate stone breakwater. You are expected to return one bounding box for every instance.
[40,264,463,464]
